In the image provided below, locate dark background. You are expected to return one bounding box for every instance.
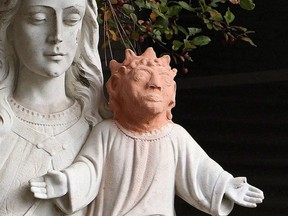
[172,1,288,215]
[100,0,288,215]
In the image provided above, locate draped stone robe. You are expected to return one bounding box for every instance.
[0,98,90,216]
[58,119,235,216]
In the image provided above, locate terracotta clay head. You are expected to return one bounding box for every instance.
[106,48,177,129]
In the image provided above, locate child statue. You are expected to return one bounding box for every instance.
[30,48,264,216]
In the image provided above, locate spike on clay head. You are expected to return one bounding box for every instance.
[109,47,159,75]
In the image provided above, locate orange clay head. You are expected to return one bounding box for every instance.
[106,48,177,131]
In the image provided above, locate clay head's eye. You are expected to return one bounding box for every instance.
[160,73,174,87]
[133,69,150,82]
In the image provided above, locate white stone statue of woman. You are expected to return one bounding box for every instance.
[0,0,110,215]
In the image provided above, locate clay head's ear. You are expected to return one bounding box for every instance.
[170,82,177,108]
[166,82,177,120]
[106,69,125,101]
[109,75,120,92]
[106,73,122,113]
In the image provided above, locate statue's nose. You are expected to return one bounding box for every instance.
[148,73,162,91]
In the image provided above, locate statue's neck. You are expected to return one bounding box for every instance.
[13,67,73,114]
[115,112,170,134]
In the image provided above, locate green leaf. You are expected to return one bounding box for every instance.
[140,27,147,34]
[123,4,135,14]
[209,9,223,22]
[203,18,210,24]
[184,39,197,50]
[191,35,211,46]
[157,12,167,20]
[165,28,174,40]
[130,13,138,23]
[167,5,182,17]
[240,37,257,46]
[155,34,164,43]
[160,4,169,13]
[151,2,160,11]
[155,17,169,28]
[152,29,165,43]
[152,29,162,36]
[199,0,208,10]
[209,0,225,7]
[164,27,173,35]
[223,33,229,42]
[178,1,195,12]
[240,0,255,10]
[145,1,152,9]
[224,8,235,24]
[172,25,178,35]
[206,23,213,30]
[160,0,168,6]
[154,24,164,31]
[134,0,145,8]
[245,30,255,34]
[213,22,224,31]
[231,26,247,32]
[97,16,103,25]
[188,27,202,36]
[172,40,184,51]
[177,25,188,36]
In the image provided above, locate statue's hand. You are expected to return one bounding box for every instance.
[225,177,264,208]
[29,170,68,199]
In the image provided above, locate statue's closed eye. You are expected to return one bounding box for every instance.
[63,13,82,26]
[28,12,47,24]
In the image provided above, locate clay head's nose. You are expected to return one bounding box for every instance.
[148,73,162,91]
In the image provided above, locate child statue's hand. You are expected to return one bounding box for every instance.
[225,177,264,208]
[29,170,68,199]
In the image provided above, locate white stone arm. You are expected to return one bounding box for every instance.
[225,177,264,208]
[29,170,68,199]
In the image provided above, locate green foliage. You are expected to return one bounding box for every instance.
[97,0,256,70]
[240,0,255,10]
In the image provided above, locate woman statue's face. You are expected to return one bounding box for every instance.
[12,0,86,78]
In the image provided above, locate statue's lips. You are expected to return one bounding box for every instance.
[44,52,65,61]
[144,94,163,102]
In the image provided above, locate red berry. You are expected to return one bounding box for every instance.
[145,21,150,26]
[146,26,152,32]
[139,35,145,43]
[125,24,132,30]
[228,36,235,45]
[117,0,124,7]
[183,52,189,58]
[182,67,188,74]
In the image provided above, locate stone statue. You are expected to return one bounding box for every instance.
[30,48,264,216]
[0,0,110,215]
